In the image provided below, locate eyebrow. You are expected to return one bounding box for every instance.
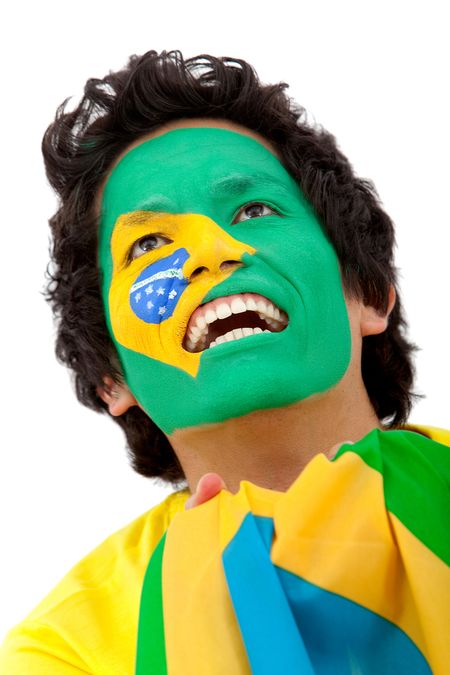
[116,172,289,228]
[209,173,288,198]
[116,192,177,228]
[116,210,166,229]
[136,194,177,212]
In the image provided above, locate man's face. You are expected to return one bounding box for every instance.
[99,123,352,434]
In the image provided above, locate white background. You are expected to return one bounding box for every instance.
[1,0,448,641]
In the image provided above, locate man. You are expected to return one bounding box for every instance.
[1,50,448,673]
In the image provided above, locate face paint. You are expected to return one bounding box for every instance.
[108,209,255,377]
[99,128,352,434]
[130,249,189,324]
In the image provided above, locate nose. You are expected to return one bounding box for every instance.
[181,214,255,282]
[189,260,243,281]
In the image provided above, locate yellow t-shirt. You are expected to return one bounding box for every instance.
[1,423,448,674]
[0,489,189,674]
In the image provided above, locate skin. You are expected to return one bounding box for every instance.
[98,118,396,497]
[184,440,353,509]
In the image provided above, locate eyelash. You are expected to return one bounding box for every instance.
[232,201,279,223]
[127,233,172,263]
[127,202,279,263]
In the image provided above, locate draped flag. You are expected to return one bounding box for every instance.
[135,428,450,675]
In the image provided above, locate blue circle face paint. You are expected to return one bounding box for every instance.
[130,248,189,324]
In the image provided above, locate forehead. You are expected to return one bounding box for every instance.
[100,127,299,224]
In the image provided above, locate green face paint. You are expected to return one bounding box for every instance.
[99,127,352,434]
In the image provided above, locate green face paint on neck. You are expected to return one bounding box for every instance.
[99,127,351,434]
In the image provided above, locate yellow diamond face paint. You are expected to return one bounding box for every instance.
[99,128,352,434]
[109,211,255,377]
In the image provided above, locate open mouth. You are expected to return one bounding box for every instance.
[183,292,289,353]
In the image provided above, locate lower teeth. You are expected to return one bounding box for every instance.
[209,327,270,348]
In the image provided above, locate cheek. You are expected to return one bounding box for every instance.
[273,229,342,308]
[129,248,189,324]
[108,247,190,363]
[108,246,203,378]
[242,217,331,281]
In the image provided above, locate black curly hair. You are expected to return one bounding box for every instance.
[42,49,421,486]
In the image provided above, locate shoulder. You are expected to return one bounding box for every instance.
[333,423,450,566]
[380,423,450,489]
[23,488,189,622]
[336,423,450,492]
[402,422,450,447]
[0,489,189,674]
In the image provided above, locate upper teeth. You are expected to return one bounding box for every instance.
[184,293,288,352]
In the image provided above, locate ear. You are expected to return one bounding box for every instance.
[360,285,396,337]
[96,376,138,416]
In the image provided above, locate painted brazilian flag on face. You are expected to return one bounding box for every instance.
[98,128,353,435]
[135,428,450,675]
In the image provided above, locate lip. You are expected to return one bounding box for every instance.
[189,282,288,323]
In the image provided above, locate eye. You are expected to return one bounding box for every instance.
[129,234,171,261]
[232,202,278,224]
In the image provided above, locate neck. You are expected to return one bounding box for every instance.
[169,362,383,495]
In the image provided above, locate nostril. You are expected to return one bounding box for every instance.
[189,265,209,280]
[189,260,242,280]
[220,260,243,272]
